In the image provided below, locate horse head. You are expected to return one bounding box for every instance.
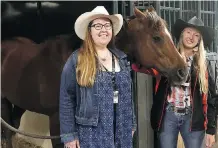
[116,7,188,85]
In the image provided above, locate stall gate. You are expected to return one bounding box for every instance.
[113,1,218,148]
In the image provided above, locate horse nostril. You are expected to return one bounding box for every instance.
[177,69,186,79]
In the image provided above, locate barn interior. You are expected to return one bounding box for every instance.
[1,1,115,45]
[1,1,137,147]
[2,1,217,148]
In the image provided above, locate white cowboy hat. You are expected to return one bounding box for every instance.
[74,6,123,40]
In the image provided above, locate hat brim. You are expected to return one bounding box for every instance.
[173,19,215,47]
[74,12,123,40]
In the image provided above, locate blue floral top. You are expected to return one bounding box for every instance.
[77,70,133,148]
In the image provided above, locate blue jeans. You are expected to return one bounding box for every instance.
[158,110,205,148]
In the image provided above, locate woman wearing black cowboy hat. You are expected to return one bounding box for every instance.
[132,16,217,148]
[153,16,217,148]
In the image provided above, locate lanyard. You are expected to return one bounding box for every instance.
[100,53,118,140]
[101,53,118,91]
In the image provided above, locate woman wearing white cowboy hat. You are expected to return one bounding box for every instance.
[149,16,217,148]
[59,6,136,148]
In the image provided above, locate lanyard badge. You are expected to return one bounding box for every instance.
[100,52,119,104]
[113,90,119,104]
[112,54,118,104]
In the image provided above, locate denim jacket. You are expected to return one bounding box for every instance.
[59,48,137,144]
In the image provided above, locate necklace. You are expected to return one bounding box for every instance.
[98,50,110,62]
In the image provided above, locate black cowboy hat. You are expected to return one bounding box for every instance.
[173,16,215,47]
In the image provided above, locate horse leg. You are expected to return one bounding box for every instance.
[1,97,13,148]
[12,105,25,129]
[49,112,63,148]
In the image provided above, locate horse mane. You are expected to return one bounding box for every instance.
[115,7,167,51]
[143,10,167,32]
[41,34,73,49]
[38,34,82,64]
[122,7,167,33]
[39,34,80,55]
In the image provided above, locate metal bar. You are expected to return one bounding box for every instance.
[206,13,208,27]
[185,0,187,20]
[206,0,208,11]
[174,1,176,23]
[190,1,192,14]
[155,1,161,15]
[201,1,203,22]
[210,1,212,11]
[160,6,180,11]
[188,1,191,20]
[163,1,166,19]
[215,0,218,52]
[197,1,201,18]
[136,6,147,10]
[179,1,182,18]
[200,10,215,14]
[113,0,118,14]
[122,1,126,18]
[182,10,196,13]
[169,1,171,31]
[212,13,214,28]
[211,1,215,51]
[129,1,134,16]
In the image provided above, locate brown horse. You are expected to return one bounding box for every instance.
[116,7,188,84]
[1,7,187,148]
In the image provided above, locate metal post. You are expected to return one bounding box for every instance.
[215,1,218,53]
[113,0,118,14]
[155,1,161,16]
[179,1,182,18]
[197,1,201,19]
[129,1,134,16]
[136,73,153,148]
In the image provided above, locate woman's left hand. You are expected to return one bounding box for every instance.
[205,134,215,148]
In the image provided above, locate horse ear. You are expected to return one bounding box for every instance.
[147,5,155,12]
[147,5,157,15]
[134,7,145,18]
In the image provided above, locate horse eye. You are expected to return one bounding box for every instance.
[152,36,161,43]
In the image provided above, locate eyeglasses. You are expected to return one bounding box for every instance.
[90,23,112,30]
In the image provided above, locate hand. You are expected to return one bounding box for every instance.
[205,134,215,148]
[65,140,80,148]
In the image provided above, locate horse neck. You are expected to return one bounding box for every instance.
[115,28,130,53]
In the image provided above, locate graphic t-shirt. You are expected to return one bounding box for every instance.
[167,56,193,108]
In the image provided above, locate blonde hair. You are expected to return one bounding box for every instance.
[177,33,208,94]
[76,29,97,87]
